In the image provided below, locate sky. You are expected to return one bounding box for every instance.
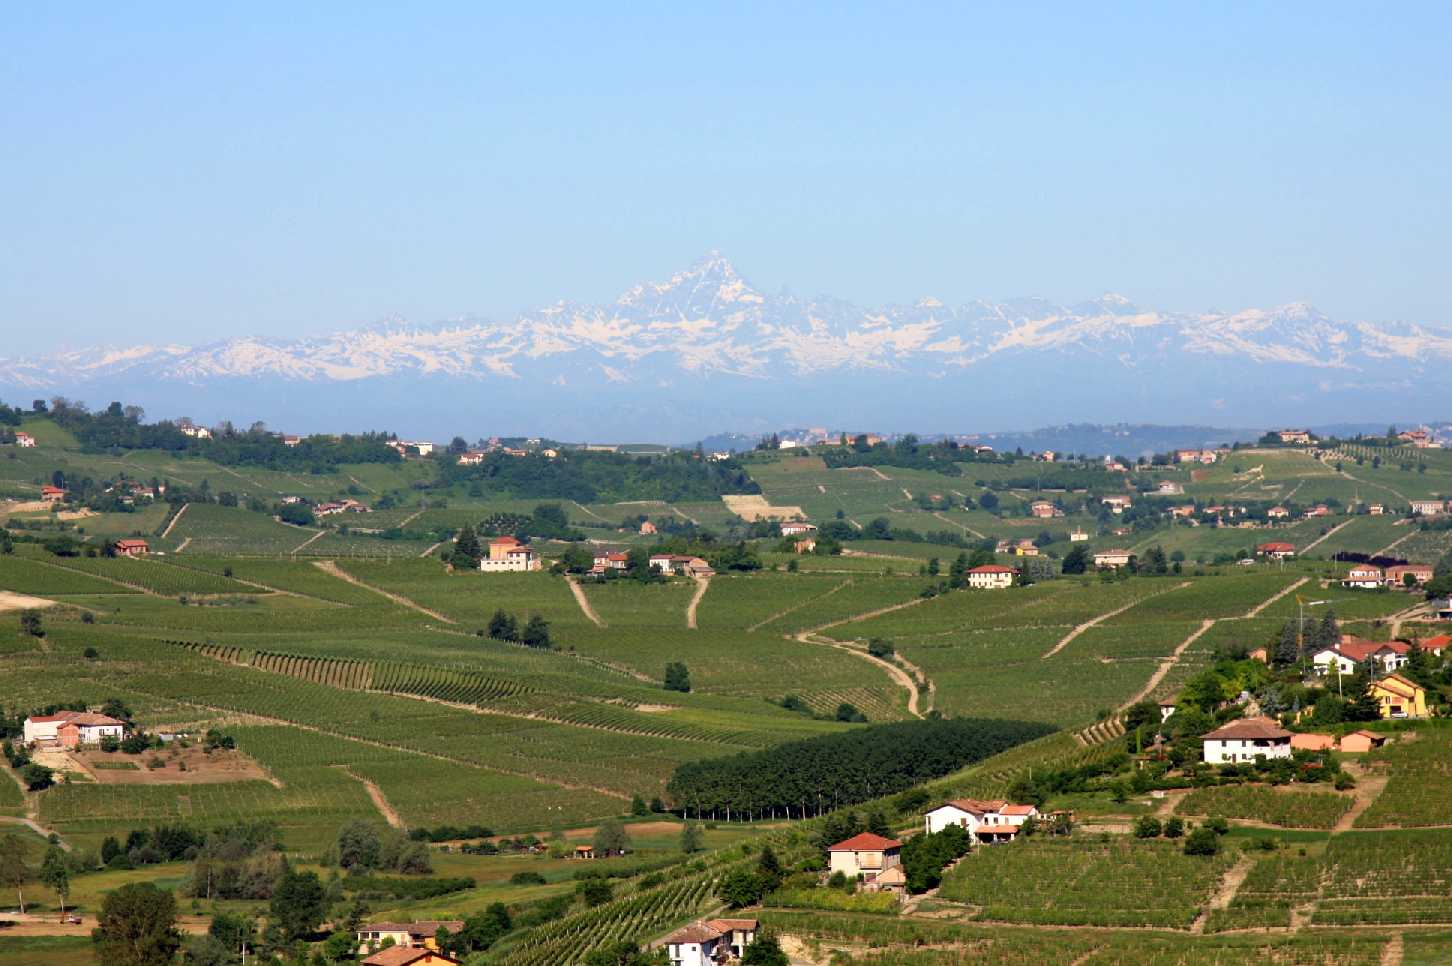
[4,3,1451,354]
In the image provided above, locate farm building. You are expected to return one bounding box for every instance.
[780,521,817,537]
[40,485,66,502]
[1267,506,1289,520]
[112,538,150,558]
[827,832,902,885]
[1338,730,1388,753]
[1029,501,1062,518]
[1313,638,1410,677]
[1201,717,1292,764]
[357,921,464,955]
[1256,542,1296,559]
[1101,495,1133,513]
[1276,429,1312,444]
[590,550,630,574]
[361,948,460,966]
[1343,565,1383,589]
[924,799,1038,841]
[660,918,759,966]
[479,536,541,572]
[23,711,128,748]
[1384,564,1433,586]
[648,554,714,577]
[1093,549,1133,569]
[14,431,35,447]
[966,565,1016,590]
[1410,500,1446,516]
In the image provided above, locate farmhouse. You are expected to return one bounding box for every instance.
[316,499,371,516]
[1277,429,1312,444]
[1343,565,1383,590]
[1368,503,1386,515]
[1256,542,1296,559]
[1029,501,1062,518]
[1370,673,1428,719]
[1013,539,1040,557]
[966,564,1016,590]
[780,521,818,537]
[357,921,465,955]
[23,711,128,748]
[590,550,630,574]
[827,832,902,885]
[1313,638,1410,676]
[281,435,301,447]
[1101,495,1132,513]
[1304,504,1331,519]
[479,536,541,572]
[1093,549,1133,569]
[180,424,212,439]
[1157,480,1184,495]
[40,485,66,502]
[1398,429,1434,448]
[1267,506,1289,520]
[112,538,150,558]
[661,918,759,966]
[1384,564,1433,586]
[14,431,35,447]
[649,554,715,577]
[1069,528,1089,542]
[924,799,1037,838]
[456,451,486,466]
[1202,717,1292,764]
[639,520,657,535]
[1410,500,1446,516]
[793,537,817,554]
[1175,449,1219,464]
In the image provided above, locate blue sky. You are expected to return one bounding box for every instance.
[4,3,1450,352]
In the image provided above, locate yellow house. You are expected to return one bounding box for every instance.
[1369,673,1429,719]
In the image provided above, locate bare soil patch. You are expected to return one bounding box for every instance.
[0,591,56,613]
[721,494,805,521]
[73,746,273,785]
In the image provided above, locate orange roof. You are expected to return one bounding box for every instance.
[968,565,1016,574]
[1203,717,1291,741]
[362,949,460,966]
[1373,673,1422,698]
[663,921,724,943]
[1258,542,1296,552]
[937,798,1006,817]
[828,832,901,852]
[1000,804,1037,816]
[705,918,760,932]
[489,536,520,546]
[1420,635,1452,651]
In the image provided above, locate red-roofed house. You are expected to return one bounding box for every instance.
[1257,541,1296,559]
[1030,501,1062,518]
[827,832,902,883]
[356,921,465,956]
[1343,565,1383,589]
[112,539,149,558]
[923,799,1038,842]
[360,948,459,966]
[660,918,759,966]
[40,485,66,502]
[1313,638,1410,676]
[590,550,630,575]
[479,536,541,572]
[14,432,35,448]
[1411,500,1446,516]
[1385,564,1433,587]
[23,711,128,748]
[1202,717,1293,764]
[966,565,1016,590]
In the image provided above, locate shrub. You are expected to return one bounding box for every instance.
[510,871,546,886]
[1133,817,1162,839]
[1184,827,1221,856]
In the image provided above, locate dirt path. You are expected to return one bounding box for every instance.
[801,595,927,636]
[419,540,444,558]
[1387,602,1429,641]
[1301,519,1353,554]
[1042,582,1190,660]
[1335,761,1391,832]
[160,501,189,539]
[1245,576,1309,618]
[572,500,608,522]
[397,508,425,528]
[311,560,456,624]
[748,579,852,633]
[346,473,374,493]
[685,575,710,629]
[173,536,192,554]
[567,577,606,628]
[931,510,985,540]
[797,630,925,718]
[1191,853,1256,934]
[0,590,56,612]
[291,529,328,554]
[1382,932,1405,966]
[29,556,159,597]
[338,766,405,828]
[126,691,632,801]
[1122,619,1215,710]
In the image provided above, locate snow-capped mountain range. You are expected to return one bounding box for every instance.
[5,253,1451,440]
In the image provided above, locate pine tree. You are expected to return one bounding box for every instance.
[453,525,482,568]
[487,609,519,642]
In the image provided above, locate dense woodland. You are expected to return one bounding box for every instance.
[439,449,759,503]
[665,718,1054,818]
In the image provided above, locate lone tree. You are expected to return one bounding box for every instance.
[593,818,631,857]
[487,609,519,642]
[520,614,552,649]
[679,823,703,853]
[663,662,691,693]
[18,609,43,638]
[0,834,31,914]
[39,845,69,916]
[270,867,326,941]
[93,882,181,966]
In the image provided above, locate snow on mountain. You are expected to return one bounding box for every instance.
[4,253,1451,438]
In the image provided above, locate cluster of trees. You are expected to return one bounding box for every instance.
[475,503,583,541]
[37,397,401,470]
[438,448,759,503]
[486,609,553,648]
[815,516,972,550]
[899,823,972,892]
[665,717,1055,818]
[663,662,691,693]
[332,819,432,874]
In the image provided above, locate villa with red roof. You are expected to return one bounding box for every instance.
[23,711,128,748]
[923,799,1040,843]
[1257,541,1296,559]
[827,832,902,884]
[1202,717,1292,764]
[479,536,541,572]
[966,564,1016,590]
[1313,637,1411,676]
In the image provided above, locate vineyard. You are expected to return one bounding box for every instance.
[938,838,1235,928]
[1355,726,1452,827]
[1176,784,1354,829]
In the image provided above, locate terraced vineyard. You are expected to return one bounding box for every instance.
[1176,784,1354,829]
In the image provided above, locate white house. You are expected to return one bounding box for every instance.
[1343,565,1384,589]
[1410,500,1446,516]
[1069,529,1089,542]
[456,451,487,466]
[23,711,128,748]
[1201,717,1292,764]
[1101,495,1133,513]
[1313,638,1409,676]
[591,550,630,574]
[13,432,36,448]
[966,564,1016,589]
[479,536,541,572]
[780,521,817,537]
[649,554,715,577]
[1093,549,1134,569]
[661,918,758,966]
[356,920,464,955]
[924,799,1038,843]
[180,424,212,439]
[827,832,901,884]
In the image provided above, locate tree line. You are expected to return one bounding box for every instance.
[665,717,1054,819]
